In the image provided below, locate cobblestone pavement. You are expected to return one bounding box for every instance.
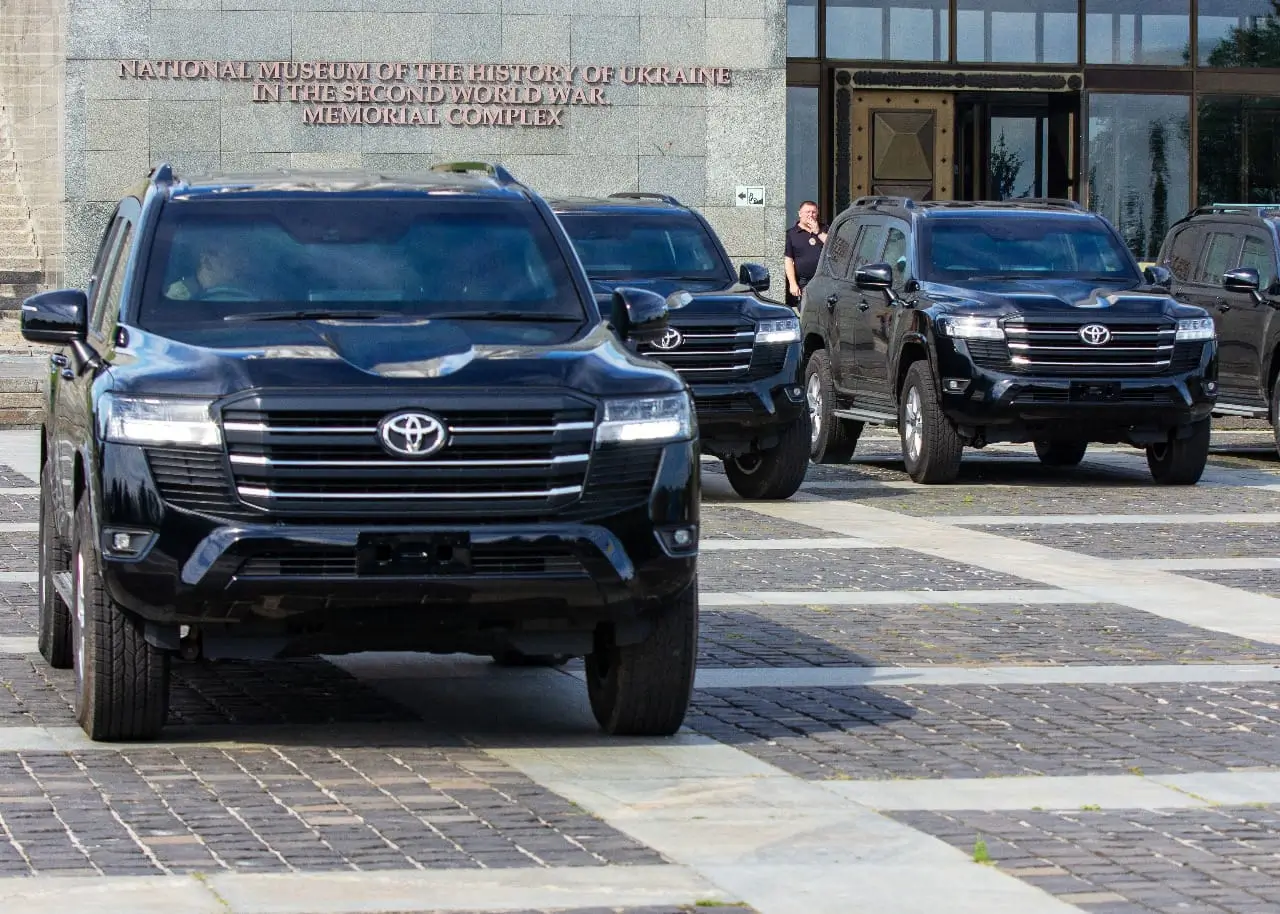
[5,428,1280,914]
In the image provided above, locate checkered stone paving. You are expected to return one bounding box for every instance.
[0,494,36,523]
[0,532,35,573]
[1173,568,1280,599]
[698,548,1043,592]
[852,486,1280,517]
[0,464,34,488]
[697,504,835,540]
[690,682,1280,781]
[698,603,1280,668]
[0,582,36,635]
[0,746,663,876]
[893,806,1280,914]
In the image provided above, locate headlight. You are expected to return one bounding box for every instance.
[100,395,222,448]
[756,317,800,344]
[939,316,1005,340]
[1176,318,1216,341]
[596,394,694,445]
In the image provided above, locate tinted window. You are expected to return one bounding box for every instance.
[94,224,133,336]
[1197,230,1241,283]
[138,198,583,329]
[88,216,123,317]
[1166,225,1202,281]
[882,226,911,287]
[851,223,887,272]
[825,220,860,278]
[920,216,1139,282]
[557,212,726,281]
[1240,232,1276,287]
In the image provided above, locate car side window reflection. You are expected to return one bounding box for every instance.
[824,221,859,279]
[1240,234,1276,289]
[882,227,910,288]
[1197,230,1242,285]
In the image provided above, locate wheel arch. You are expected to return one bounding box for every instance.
[894,333,932,398]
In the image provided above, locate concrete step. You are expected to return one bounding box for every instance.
[0,260,40,272]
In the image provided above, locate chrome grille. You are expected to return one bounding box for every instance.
[221,396,596,519]
[639,319,755,382]
[1002,320,1177,376]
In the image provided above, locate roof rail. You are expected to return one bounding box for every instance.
[1189,203,1280,218]
[429,161,519,185]
[149,163,176,186]
[608,192,682,206]
[1017,197,1083,210]
[852,195,915,209]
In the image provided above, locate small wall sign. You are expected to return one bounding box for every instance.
[735,186,765,207]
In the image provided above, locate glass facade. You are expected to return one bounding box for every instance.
[1085,0,1190,65]
[786,87,821,219]
[1086,94,1191,259]
[956,0,1078,63]
[1198,0,1280,65]
[790,0,1280,245]
[826,0,949,61]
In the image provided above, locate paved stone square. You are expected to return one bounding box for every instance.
[5,429,1280,913]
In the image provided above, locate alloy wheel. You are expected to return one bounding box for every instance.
[74,550,86,687]
[806,372,822,447]
[903,386,923,461]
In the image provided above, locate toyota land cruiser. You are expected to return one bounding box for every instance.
[801,197,1219,484]
[552,194,809,500]
[24,162,700,741]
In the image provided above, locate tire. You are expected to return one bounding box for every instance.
[899,360,964,484]
[585,578,698,737]
[1147,419,1211,485]
[37,460,73,669]
[1271,380,1280,458]
[490,650,572,667]
[1034,440,1088,467]
[70,498,170,741]
[805,350,862,463]
[724,414,810,500]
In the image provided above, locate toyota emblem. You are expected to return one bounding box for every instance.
[378,410,447,458]
[1079,324,1111,346]
[651,327,684,351]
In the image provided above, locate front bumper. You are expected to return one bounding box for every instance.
[688,343,806,451]
[93,439,699,652]
[936,337,1218,443]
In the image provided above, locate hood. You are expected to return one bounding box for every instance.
[107,317,684,398]
[928,278,1196,319]
[589,277,732,298]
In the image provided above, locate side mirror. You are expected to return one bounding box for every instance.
[854,262,894,291]
[21,289,88,345]
[739,263,770,293]
[1143,265,1174,290]
[1224,266,1261,294]
[610,287,669,343]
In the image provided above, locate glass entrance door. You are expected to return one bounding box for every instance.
[956,93,1078,201]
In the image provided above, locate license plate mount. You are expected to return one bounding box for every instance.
[356,532,472,576]
[1069,381,1120,402]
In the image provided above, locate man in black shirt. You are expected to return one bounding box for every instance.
[784,200,827,311]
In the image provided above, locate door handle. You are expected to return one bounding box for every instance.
[858,302,870,312]
[826,293,839,311]
[1218,301,1232,313]
[49,354,68,368]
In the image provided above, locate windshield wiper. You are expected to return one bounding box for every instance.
[424,311,582,322]
[224,310,400,322]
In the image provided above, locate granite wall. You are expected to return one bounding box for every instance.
[0,0,66,284]
[25,0,789,290]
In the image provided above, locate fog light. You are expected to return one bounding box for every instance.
[102,528,156,559]
[943,378,970,393]
[657,525,698,554]
[1205,381,1218,394]
[785,385,805,402]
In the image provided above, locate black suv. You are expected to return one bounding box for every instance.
[551,194,809,500]
[22,162,701,741]
[1156,205,1280,447]
[801,197,1219,484]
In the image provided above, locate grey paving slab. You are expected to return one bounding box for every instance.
[689,665,1280,688]
[0,494,36,522]
[700,588,1091,608]
[0,530,35,572]
[947,512,1280,526]
[0,431,39,480]
[698,548,1044,592]
[689,682,1280,781]
[0,463,35,487]
[699,537,875,551]
[894,806,1280,914]
[699,602,1280,668]
[0,867,729,914]
[1173,567,1280,598]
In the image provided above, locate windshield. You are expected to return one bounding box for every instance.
[557,212,729,281]
[919,216,1139,284]
[136,197,585,329]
